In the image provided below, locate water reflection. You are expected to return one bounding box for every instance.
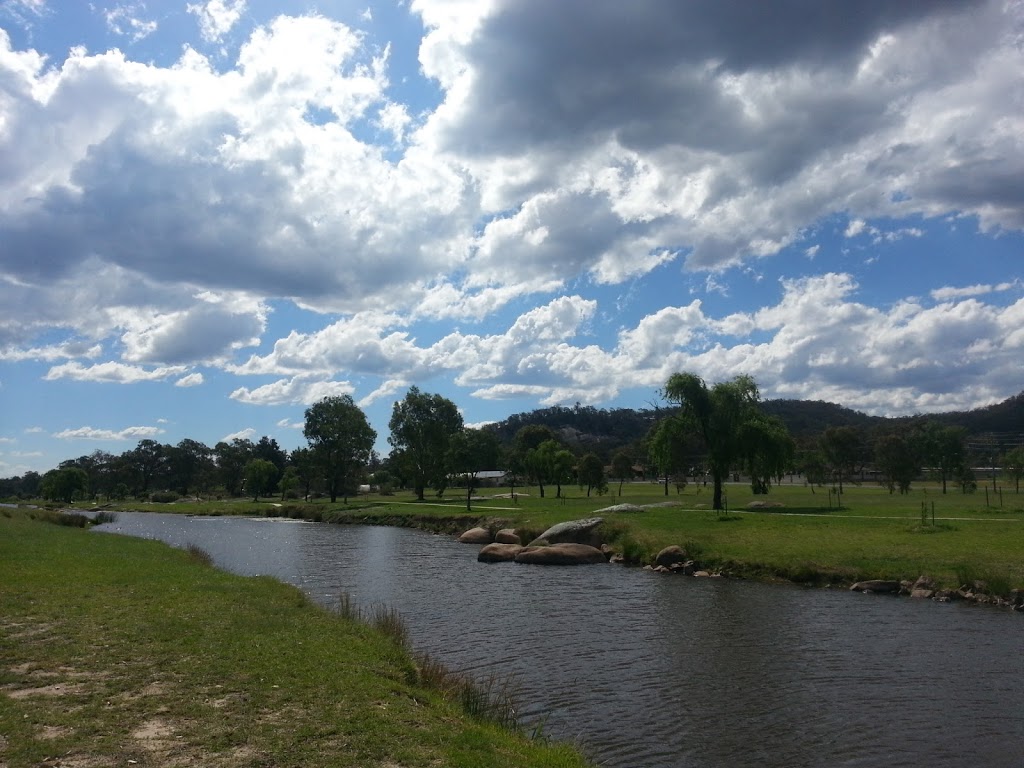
[95,513,1024,768]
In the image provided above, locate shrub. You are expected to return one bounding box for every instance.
[150,491,179,503]
[185,543,214,567]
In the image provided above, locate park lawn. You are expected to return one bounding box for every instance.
[0,510,589,768]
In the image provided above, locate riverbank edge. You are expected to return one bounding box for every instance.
[0,509,592,768]
[255,504,1024,611]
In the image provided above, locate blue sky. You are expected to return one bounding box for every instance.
[1,0,1022,476]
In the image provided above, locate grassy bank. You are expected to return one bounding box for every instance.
[99,478,1024,593]
[0,510,589,768]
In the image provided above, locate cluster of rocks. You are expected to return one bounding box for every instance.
[458,518,610,566]
[851,575,1024,610]
[640,544,717,577]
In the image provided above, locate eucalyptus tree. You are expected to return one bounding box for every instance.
[388,386,464,500]
[611,450,634,496]
[1002,446,1024,494]
[447,428,500,511]
[663,372,791,510]
[874,433,920,494]
[512,424,557,498]
[820,426,864,494]
[577,452,607,497]
[918,422,967,494]
[304,395,376,503]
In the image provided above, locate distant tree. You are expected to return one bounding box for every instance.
[1002,446,1024,494]
[577,453,606,497]
[253,436,288,493]
[288,447,317,501]
[167,439,213,497]
[531,439,575,498]
[214,439,253,497]
[798,450,829,493]
[19,471,42,498]
[40,467,88,503]
[278,466,300,500]
[304,395,376,503]
[820,426,863,494]
[126,439,167,496]
[244,459,279,502]
[874,433,920,494]
[447,428,500,511]
[388,387,464,500]
[741,413,794,494]
[513,425,558,498]
[919,422,967,494]
[663,373,787,510]
[611,450,634,496]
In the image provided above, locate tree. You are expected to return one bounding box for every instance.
[874,433,920,494]
[126,439,167,496]
[244,459,279,502]
[214,439,253,497]
[919,422,967,494]
[513,425,557,498]
[741,414,794,494]
[388,387,464,501]
[40,467,88,503]
[663,373,786,510]
[304,395,376,503]
[577,453,606,497]
[447,428,500,511]
[532,440,575,498]
[1002,446,1024,494]
[253,436,288,493]
[288,447,317,501]
[820,426,863,494]
[611,451,634,496]
[166,439,213,497]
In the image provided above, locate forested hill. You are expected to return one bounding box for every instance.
[485,391,1024,458]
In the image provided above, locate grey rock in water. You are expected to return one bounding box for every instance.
[457,527,492,544]
[528,517,604,546]
[478,543,523,562]
[515,543,607,566]
[849,580,901,594]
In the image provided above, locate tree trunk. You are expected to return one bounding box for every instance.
[712,471,724,510]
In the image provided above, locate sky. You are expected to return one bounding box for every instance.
[1,0,1022,476]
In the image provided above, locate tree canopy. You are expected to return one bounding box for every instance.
[388,386,464,500]
[304,395,377,503]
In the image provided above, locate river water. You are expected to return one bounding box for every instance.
[94,512,1024,768]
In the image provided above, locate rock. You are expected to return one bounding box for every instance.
[514,543,608,566]
[910,588,935,600]
[529,518,604,547]
[693,570,711,577]
[494,529,521,544]
[849,580,902,594]
[654,545,688,568]
[593,503,644,514]
[477,543,523,563]
[913,575,935,591]
[670,560,696,576]
[654,565,671,574]
[457,527,493,544]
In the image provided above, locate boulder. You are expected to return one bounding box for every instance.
[654,545,687,568]
[457,527,493,544]
[593,503,645,514]
[528,517,604,547]
[913,575,935,591]
[849,580,902,594]
[478,543,524,563]
[910,588,935,600]
[494,528,521,545]
[514,543,608,566]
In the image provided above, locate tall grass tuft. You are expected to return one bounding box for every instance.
[93,510,117,525]
[415,653,521,731]
[185,543,214,566]
[368,604,410,649]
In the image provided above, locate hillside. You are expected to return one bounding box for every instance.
[485,391,1024,460]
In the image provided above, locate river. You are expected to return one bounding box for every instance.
[94,512,1024,768]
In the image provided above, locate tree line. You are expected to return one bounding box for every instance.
[5,376,1024,510]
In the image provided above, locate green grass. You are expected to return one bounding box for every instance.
[0,511,589,768]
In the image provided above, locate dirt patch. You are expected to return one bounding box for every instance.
[6,682,84,699]
[39,724,74,740]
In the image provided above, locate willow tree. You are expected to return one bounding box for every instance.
[663,373,790,510]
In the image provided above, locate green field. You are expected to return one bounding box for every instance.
[0,510,589,768]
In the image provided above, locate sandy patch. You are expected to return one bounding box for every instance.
[6,682,83,699]
[39,724,73,740]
